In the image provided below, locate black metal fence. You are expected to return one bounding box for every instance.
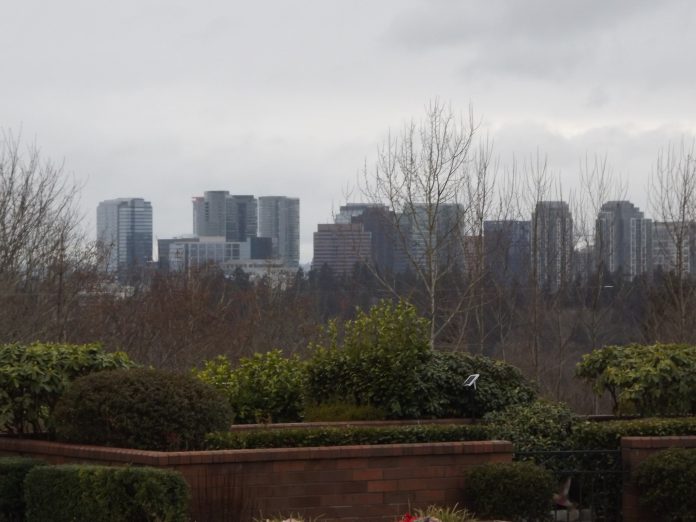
[515,449,624,521]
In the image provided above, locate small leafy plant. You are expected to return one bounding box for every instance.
[195,350,306,424]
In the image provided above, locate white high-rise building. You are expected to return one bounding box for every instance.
[258,196,300,268]
[97,198,153,275]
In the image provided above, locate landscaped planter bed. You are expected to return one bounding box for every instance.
[0,436,513,522]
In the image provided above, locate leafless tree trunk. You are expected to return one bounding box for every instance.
[360,100,497,349]
[0,132,93,343]
[648,141,696,343]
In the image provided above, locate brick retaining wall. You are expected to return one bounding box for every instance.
[0,437,512,522]
[621,436,696,522]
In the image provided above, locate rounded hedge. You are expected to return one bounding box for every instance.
[636,447,696,521]
[465,461,555,522]
[53,368,232,450]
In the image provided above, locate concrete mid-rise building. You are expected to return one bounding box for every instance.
[312,223,372,275]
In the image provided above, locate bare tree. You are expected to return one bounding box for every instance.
[0,132,90,342]
[360,100,497,349]
[647,141,696,343]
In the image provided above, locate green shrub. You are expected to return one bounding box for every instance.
[0,457,45,521]
[53,368,232,451]
[305,301,536,420]
[570,417,696,450]
[195,350,305,424]
[204,424,492,449]
[305,300,433,419]
[465,462,554,522]
[0,343,135,434]
[24,464,189,522]
[484,400,577,451]
[422,351,536,418]
[303,401,386,422]
[636,448,696,522]
[576,343,696,416]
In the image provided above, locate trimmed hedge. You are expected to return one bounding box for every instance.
[23,464,189,522]
[303,402,387,422]
[54,368,232,451]
[485,400,576,452]
[570,417,696,450]
[465,461,554,522]
[204,424,492,449]
[0,457,45,522]
[635,448,696,521]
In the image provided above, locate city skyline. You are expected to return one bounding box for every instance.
[2,1,696,264]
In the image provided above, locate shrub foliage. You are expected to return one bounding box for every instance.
[0,457,45,522]
[465,461,554,522]
[305,300,536,419]
[576,343,696,416]
[570,416,696,450]
[305,300,432,419]
[53,368,232,450]
[0,343,134,434]
[24,464,189,522]
[635,448,696,522]
[484,400,577,452]
[195,350,305,424]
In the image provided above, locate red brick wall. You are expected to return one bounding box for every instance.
[0,437,512,522]
[621,436,696,522]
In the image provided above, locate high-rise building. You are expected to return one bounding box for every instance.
[226,195,258,242]
[531,201,573,291]
[596,201,652,280]
[350,205,397,274]
[484,220,531,282]
[97,198,153,275]
[192,191,258,242]
[312,223,372,274]
[258,196,300,268]
[652,221,694,276]
[399,203,465,271]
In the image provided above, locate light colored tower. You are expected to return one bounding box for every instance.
[97,198,153,275]
[258,196,300,268]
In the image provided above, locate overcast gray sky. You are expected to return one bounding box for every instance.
[2,0,695,262]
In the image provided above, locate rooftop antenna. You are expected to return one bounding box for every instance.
[463,373,480,391]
